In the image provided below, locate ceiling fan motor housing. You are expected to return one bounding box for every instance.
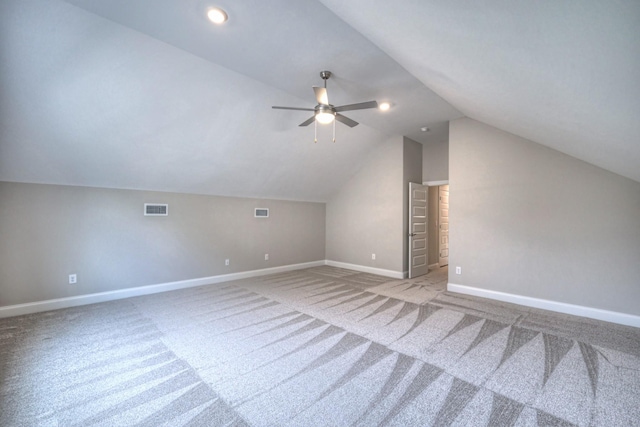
[316,104,335,114]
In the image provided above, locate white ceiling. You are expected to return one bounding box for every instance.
[1,0,638,203]
[320,0,640,183]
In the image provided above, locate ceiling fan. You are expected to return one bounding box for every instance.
[272,71,378,141]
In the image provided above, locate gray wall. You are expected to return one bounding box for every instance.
[422,138,449,183]
[0,182,325,307]
[403,137,423,272]
[449,118,640,315]
[326,136,405,273]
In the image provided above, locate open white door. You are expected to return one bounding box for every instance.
[408,182,428,278]
[439,184,449,267]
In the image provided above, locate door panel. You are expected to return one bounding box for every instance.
[412,238,426,250]
[409,182,429,278]
[439,184,449,267]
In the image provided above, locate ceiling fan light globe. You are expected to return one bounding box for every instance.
[316,112,335,124]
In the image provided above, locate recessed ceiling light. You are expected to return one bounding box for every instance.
[207,7,228,24]
[379,102,391,111]
[421,127,430,132]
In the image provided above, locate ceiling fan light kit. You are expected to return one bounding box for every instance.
[272,70,379,143]
[315,106,335,124]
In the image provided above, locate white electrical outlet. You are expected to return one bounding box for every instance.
[69,274,77,284]
[225,259,230,266]
[264,253,269,261]
[455,266,462,275]
[371,253,376,260]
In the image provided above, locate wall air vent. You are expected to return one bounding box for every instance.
[144,204,168,216]
[255,208,269,218]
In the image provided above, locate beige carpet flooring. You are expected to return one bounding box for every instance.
[1,266,639,426]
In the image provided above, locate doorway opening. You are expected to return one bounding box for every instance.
[426,181,449,278]
[408,181,449,280]
[437,184,449,267]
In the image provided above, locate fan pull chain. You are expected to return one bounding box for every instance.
[314,118,317,143]
[332,118,336,143]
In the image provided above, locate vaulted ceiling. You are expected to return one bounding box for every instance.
[1,0,638,202]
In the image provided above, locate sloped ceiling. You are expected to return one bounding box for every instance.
[1,1,638,204]
[320,0,640,183]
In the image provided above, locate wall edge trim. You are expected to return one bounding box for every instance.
[448,282,640,328]
[326,260,404,279]
[0,260,325,318]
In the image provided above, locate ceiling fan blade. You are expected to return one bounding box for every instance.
[335,113,359,128]
[334,100,379,112]
[272,106,315,111]
[299,116,316,127]
[313,86,329,105]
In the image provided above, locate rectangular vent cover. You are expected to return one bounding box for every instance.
[144,204,168,216]
[255,208,269,218]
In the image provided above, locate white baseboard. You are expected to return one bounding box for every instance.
[448,283,640,328]
[0,260,325,319]
[325,260,404,279]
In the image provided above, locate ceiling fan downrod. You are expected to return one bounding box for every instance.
[320,70,332,87]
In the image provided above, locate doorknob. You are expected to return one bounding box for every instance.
[409,233,416,237]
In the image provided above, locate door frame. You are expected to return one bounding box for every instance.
[423,180,449,186]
